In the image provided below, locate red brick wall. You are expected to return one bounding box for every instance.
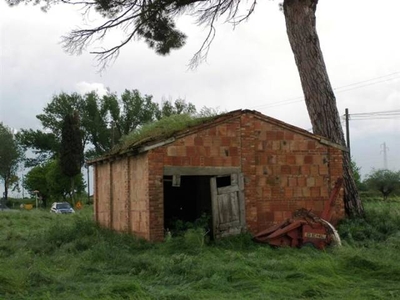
[95,162,112,228]
[111,159,126,231]
[163,118,242,167]
[240,113,258,232]
[95,112,344,241]
[327,147,345,225]
[93,154,152,240]
[145,118,243,241]
[128,154,150,239]
[240,113,344,234]
[147,148,164,241]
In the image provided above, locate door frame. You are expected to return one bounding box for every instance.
[163,166,245,239]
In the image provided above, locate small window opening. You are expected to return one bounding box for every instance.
[216,175,231,188]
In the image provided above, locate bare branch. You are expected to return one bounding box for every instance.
[60,0,97,6]
[188,0,256,68]
[61,4,140,55]
[59,0,257,70]
[188,19,216,69]
[91,25,140,71]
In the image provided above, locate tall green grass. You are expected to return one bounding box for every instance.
[338,200,400,246]
[1,202,400,299]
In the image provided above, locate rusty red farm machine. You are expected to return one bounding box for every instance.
[254,178,343,249]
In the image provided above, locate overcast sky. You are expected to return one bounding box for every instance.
[1,0,399,190]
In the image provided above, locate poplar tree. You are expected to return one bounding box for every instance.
[59,112,84,205]
[0,123,23,201]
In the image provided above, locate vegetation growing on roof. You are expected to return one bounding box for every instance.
[111,108,222,155]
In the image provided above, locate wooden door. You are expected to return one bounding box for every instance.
[210,173,245,239]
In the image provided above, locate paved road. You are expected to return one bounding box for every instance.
[0,208,19,212]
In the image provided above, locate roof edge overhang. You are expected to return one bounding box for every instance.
[87,110,243,165]
[87,109,348,166]
[246,110,348,152]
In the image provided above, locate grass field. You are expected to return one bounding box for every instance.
[1,200,400,300]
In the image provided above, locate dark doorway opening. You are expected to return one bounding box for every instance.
[163,175,212,236]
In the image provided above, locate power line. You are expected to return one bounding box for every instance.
[350,117,400,121]
[250,71,400,110]
[344,109,400,121]
[335,77,400,93]
[343,107,400,155]
[333,72,400,93]
[333,71,400,90]
[250,96,303,109]
[351,109,400,116]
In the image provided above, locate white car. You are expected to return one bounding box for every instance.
[50,202,75,214]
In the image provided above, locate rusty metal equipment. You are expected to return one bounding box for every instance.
[254,178,343,249]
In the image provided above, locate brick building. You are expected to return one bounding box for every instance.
[88,110,346,241]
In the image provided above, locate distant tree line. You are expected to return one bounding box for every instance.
[2,90,398,206]
[0,123,23,201]
[14,89,198,206]
[351,161,400,201]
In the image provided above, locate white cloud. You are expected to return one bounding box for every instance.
[0,0,399,177]
[75,82,108,97]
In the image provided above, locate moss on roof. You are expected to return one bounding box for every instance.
[110,113,219,155]
[87,109,347,165]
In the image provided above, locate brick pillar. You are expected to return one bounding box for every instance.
[109,161,113,229]
[124,157,131,233]
[94,165,98,222]
[148,148,165,241]
[240,113,257,232]
[328,147,345,224]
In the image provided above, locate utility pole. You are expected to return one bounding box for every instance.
[345,108,351,157]
[380,142,389,169]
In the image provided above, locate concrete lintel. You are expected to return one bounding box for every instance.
[164,166,241,176]
[319,139,349,152]
[140,137,176,153]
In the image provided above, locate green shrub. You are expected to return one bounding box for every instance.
[338,201,400,245]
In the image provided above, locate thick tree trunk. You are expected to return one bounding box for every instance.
[283,0,364,217]
[3,172,10,200]
[3,180,8,200]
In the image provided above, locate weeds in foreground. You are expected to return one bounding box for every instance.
[0,202,399,299]
[338,200,400,246]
